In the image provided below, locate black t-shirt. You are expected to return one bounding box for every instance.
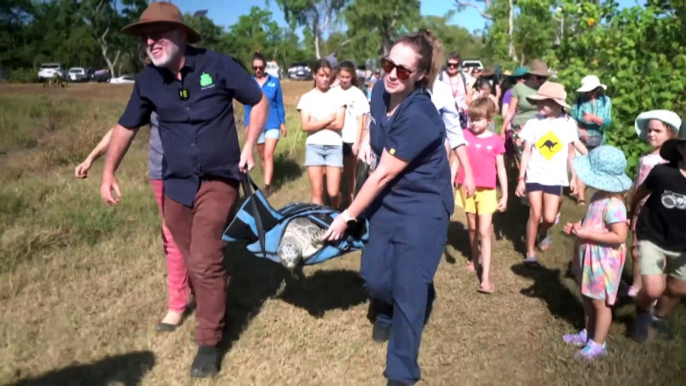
[636,163,686,252]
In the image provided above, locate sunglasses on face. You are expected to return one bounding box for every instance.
[253,66,264,71]
[381,58,416,80]
[447,62,459,68]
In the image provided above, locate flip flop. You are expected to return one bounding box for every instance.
[478,283,495,294]
[538,234,553,252]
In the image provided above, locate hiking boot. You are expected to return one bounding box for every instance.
[575,340,607,361]
[562,329,587,347]
[372,322,391,343]
[190,345,220,378]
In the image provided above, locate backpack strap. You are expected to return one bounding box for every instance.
[459,71,467,94]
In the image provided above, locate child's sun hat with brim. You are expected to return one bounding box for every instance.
[634,110,682,141]
[572,145,633,193]
[526,81,570,110]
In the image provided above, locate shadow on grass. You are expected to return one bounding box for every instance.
[493,195,529,256]
[446,220,471,265]
[8,350,155,386]
[271,153,304,191]
[511,262,585,329]
[218,244,366,368]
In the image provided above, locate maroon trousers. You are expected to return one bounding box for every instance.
[163,179,239,346]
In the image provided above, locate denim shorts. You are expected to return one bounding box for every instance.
[525,183,563,196]
[258,128,280,144]
[305,144,343,167]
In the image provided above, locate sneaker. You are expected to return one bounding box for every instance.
[652,317,675,340]
[372,322,391,343]
[562,329,587,347]
[575,340,607,361]
[633,311,653,343]
[190,345,220,378]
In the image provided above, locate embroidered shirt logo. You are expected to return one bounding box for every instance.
[200,73,214,88]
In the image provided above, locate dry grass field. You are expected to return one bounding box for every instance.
[1,82,685,386]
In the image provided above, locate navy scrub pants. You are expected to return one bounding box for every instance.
[360,209,449,385]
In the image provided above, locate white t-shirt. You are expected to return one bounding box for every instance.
[520,115,579,186]
[297,88,346,146]
[332,86,370,144]
[430,79,465,148]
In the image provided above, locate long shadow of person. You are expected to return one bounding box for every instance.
[446,220,472,264]
[8,350,155,386]
[217,243,366,369]
[511,263,584,329]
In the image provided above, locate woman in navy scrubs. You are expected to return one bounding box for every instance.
[322,29,453,386]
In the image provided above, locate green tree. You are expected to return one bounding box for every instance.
[344,0,420,57]
[273,0,349,59]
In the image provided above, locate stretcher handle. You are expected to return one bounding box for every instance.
[242,171,266,258]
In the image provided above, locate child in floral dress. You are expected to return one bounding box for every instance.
[562,146,632,360]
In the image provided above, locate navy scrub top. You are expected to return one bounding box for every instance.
[367,81,454,219]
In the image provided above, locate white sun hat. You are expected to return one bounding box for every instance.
[576,75,607,93]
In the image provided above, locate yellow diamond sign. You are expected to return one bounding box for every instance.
[535,130,563,160]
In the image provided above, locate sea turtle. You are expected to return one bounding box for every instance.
[278,217,326,269]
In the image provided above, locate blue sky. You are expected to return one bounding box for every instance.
[171,0,644,35]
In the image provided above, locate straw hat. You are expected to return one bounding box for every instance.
[576,75,607,93]
[526,81,570,109]
[121,2,201,44]
[528,59,551,77]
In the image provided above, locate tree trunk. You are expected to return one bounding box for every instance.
[508,0,516,61]
[382,32,392,57]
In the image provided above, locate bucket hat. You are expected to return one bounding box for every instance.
[528,59,551,77]
[121,2,201,44]
[526,81,570,109]
[635,110,682,140]
[660,118,686,162]
[572,146,633,193]
[576,75,607,93]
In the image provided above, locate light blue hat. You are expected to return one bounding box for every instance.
[572,145,633,193]
[635,110,681,140]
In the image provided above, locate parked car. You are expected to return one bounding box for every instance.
[265,61,281,79]
[68,67,93,82]
[287,62,313,81]
[38,63,68,81]
[110,75,135,84]
[461,59,484,71]
[93,69,111,83]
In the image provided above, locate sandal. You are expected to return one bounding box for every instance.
[524,256,541,268]
[538,234,553,252]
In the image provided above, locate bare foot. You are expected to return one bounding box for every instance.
[466,261,475,272]
[478,282,495,294]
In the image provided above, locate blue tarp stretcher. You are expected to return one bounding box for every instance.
[222,173,369,267]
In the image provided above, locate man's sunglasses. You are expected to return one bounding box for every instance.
[446,62,460,68]
[253,66,265,71]
[380,58,416,80]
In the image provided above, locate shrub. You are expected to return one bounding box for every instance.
[9,68,39,83]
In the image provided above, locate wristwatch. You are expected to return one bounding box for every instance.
[341,210,357,224]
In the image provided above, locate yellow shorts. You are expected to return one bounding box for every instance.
[455,186,498,214]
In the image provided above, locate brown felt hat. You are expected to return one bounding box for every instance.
[121,2,201,44]
[528,59,551,77]
[526,81,570,109]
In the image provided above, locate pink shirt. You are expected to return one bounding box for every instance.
[456,130,506,189]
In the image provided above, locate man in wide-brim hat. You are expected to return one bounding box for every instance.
[101,1,268,378]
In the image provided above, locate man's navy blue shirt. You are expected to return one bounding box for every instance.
[118,46,263,207]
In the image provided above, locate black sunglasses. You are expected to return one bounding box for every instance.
[381,58,417,80]
[446,62,460,68]
[253,66,265,71]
